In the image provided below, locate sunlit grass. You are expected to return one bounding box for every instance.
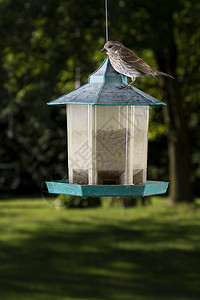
[0,196,200,300]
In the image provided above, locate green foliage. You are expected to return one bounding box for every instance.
[0,0,199,194]
[0,0,105,191]
[56,194,101,208]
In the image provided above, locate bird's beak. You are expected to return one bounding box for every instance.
[101,47,107,54]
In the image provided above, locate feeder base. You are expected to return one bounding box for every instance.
[45,180,169,197]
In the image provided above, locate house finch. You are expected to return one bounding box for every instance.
[101,41,174,89]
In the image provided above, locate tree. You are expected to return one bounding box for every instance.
[0,0,105,192]
[108,0,200,203]
[0,0,199,202]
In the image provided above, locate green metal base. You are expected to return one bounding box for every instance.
[45,180,169,197]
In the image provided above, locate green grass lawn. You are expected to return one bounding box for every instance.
[0,196,200,300]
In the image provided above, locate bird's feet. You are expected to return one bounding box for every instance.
[118,84,132,90]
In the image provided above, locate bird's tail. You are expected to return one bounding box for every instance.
[154,69,175,79]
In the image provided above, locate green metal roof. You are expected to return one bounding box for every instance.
[47,58,166,106]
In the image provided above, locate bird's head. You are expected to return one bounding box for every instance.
[101,41,123,56]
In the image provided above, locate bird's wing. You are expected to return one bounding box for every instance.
[120,47,156,77]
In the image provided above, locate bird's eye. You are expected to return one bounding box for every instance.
[108,45,113,48]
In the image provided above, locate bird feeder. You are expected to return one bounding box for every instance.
[45,59,169,197]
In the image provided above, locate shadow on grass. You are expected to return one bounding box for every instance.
[0,217,200,300]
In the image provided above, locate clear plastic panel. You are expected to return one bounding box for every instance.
[132,106,149,184]
[67,104,149,185]
[92,106,128,185]
[67,105,92,184]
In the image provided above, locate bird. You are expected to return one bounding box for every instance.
[101,41,174,89]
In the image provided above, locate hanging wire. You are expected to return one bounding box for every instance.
[105,0,109,42]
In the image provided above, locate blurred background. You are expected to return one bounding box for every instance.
[0,0,200,201]
[1,1,200,299]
